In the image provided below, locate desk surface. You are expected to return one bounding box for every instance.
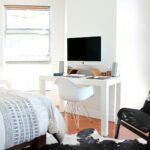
[65,75,111,79]
[39,75,121,87]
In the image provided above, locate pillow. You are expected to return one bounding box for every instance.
[141,100,150,115]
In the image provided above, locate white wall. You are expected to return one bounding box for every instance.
[66,0,117,71]
[66,0,117,120]
[66,0,150,120]
[117,0,150,108]
[0,0,65,90]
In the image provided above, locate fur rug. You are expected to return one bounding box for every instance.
[39,140,146,150]
[27,128,146,150]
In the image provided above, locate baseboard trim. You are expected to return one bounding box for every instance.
[66,107,115,122]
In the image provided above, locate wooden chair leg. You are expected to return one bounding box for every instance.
[114,119,121,139]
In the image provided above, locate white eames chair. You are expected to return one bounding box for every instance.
[55,77,94,129]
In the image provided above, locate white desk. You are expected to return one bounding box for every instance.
[39,75,121,136]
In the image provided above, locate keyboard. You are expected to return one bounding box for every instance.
[66,74,86,78]
[69,74,86,77]
[94,76,111,79]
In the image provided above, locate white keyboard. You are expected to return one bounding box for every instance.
[68,74,86,77]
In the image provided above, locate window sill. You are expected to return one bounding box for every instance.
[5,55,50,62]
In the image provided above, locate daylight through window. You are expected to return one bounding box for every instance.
[5,5,50,62]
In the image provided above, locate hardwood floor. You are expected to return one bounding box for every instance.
[28,91,138,140]
[62,113,139,140]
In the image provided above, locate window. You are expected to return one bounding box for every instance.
[5,5,50,62]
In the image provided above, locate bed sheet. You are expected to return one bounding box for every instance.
[0,88,66,150]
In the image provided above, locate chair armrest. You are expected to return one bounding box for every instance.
[118,108,150,133]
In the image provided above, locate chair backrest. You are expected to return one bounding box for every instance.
[141,100,150,115]
[140,91,150,115]
[55,78,77,101]
[55,78,94,102]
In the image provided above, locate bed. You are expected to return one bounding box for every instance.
[0,88,66,150]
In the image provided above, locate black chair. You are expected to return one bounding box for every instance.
[114,99,150,150]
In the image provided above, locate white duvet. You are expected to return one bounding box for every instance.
[0,88,66,150]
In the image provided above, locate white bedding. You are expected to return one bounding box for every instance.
[0,88,66,150]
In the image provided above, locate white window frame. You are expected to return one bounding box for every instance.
[4,5,50,62]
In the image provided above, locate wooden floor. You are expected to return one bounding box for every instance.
[28,91,138,140]
[62,113,139,140]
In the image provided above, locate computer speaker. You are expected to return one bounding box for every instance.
[112,62,120,77]
[59,61,64,75]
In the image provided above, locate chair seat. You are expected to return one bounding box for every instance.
[55,78,94,102]
[118,108,150,133]
[55,77,94,129]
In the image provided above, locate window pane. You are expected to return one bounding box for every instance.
[6,9,49,29]
[5,6,50,61]
[5,34,49,56]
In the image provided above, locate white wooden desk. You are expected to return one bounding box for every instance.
[39,75,121,136]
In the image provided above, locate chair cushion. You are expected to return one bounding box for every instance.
[118,108,150,133]
[141,100,150,115]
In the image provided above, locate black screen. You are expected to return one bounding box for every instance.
[67,36,101,61]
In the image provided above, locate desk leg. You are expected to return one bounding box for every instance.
[101,83,109,136]
[39,78,46,95]
[111,84,117,122]
[115,82,121,122]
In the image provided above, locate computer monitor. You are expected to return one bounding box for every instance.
[67,36,101,62]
